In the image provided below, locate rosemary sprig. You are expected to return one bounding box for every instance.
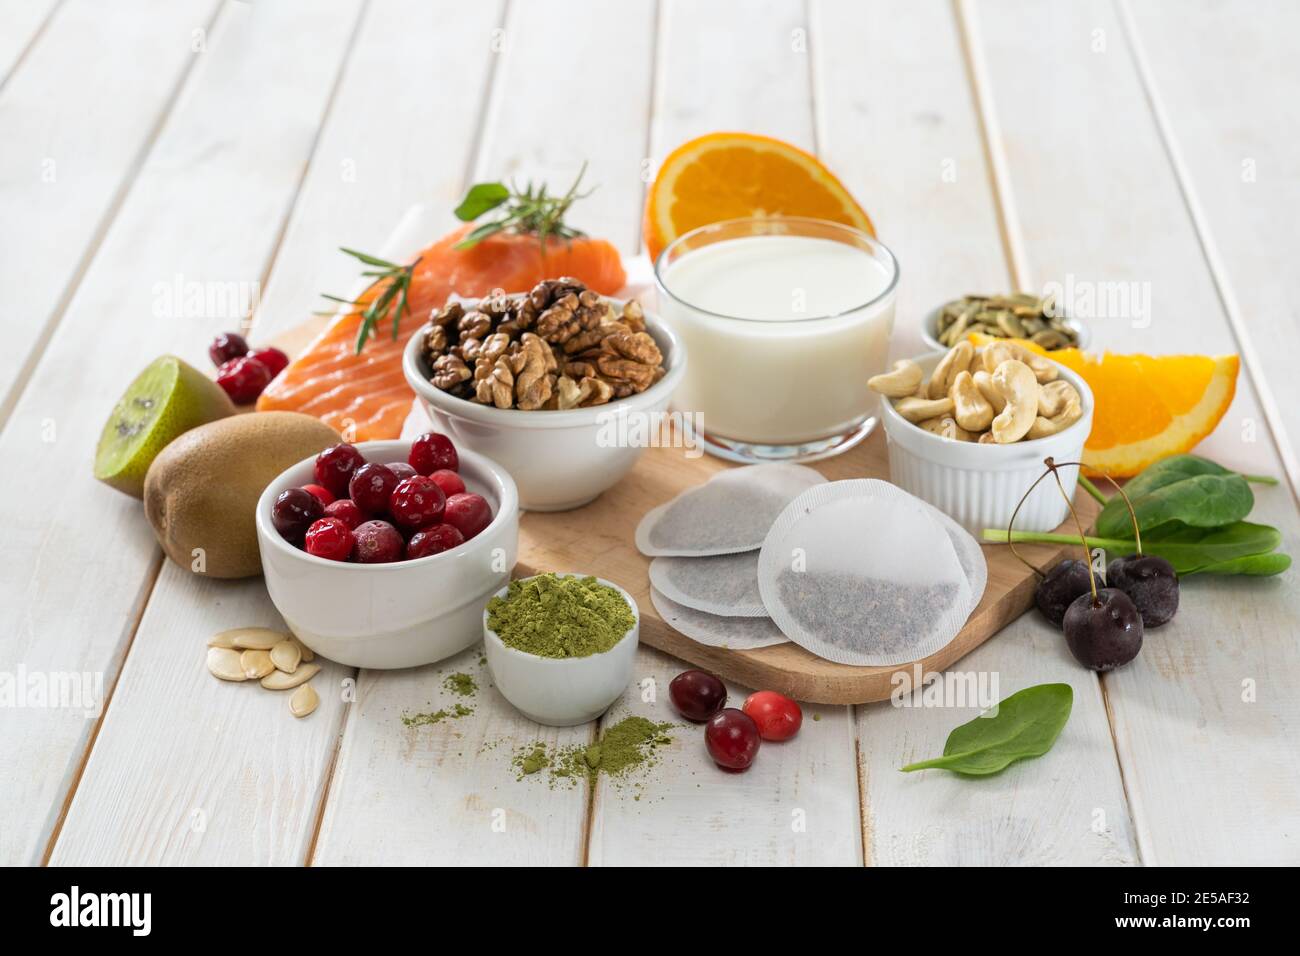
[453,162,593,250]
[321,247,421,354]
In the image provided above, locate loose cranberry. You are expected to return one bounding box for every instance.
[324,498,363,530]
[429,469,466,499]
[208,331,248,367]
[314,443,366,499]
[305,517,353,561]
[215,355,271,404]
[669,669,727,722]
[409,432,459,474]
[352,519,404,563]
[385,461,418,482]
[272,487,324,543]
[443,492,492,540]
[705,708,761,771]
[388,475,446,531]
[301,483,335,506]
[349,462,399,516]
[406,523,465,560]
[247,346,289,378]
[742,690,803,741]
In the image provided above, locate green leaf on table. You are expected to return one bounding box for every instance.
[1095,454,1254,539]
[1190,551,1292,576]
[453,182,510,221]
[900,683,1072,776]
[1140,520,1282,573]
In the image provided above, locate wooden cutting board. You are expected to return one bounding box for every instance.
[514,428,1096,704]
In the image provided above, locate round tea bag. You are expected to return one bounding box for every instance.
[757,480,973,666]
[915,499,988,619]
[650,586,789,650]
[635,463,826,557]
[648,552,765,618]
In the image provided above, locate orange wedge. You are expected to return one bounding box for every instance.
[969,334,1240,477]
[643,132,874,262]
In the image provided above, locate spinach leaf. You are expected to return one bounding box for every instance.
[1140,521,1282,573]
[1191,552,1292,576]
[900,683,1072,776]
[1095,454,1253,538]
[453,182,510,221]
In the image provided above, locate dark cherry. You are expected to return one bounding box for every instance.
[409,431,458,475]
[349,462,399,516]
[388,476,446,531]
[351,520,404,564]
[705,708,761,771]
[442,492,492,540]
[406,524,465,560]
[1036,559,1104,627]
[271,487,324,543]
[208,331,249,367]
[385,461,418,482]
[215,355,271,404]
[668,669,727,722]
[305,517,353,562]
[1106,554,1179,628]
[314,443,366,499]
[1062,587,1144,672]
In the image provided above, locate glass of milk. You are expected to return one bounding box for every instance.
[655,217,898,462]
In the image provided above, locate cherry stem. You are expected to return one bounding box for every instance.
[1005,462,1059,578]
[1056,461,1141,556]
[1046,457,1099,604]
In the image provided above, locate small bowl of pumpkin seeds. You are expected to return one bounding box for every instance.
[923,292,1090,353]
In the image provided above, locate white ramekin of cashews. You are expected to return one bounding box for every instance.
[873,340,1094,535]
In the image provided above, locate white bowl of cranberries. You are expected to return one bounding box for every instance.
[255,432,519,669]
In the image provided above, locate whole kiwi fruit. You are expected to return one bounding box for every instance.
[143,412,340,578]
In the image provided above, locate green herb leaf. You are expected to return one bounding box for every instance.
[1192,552,1292,576]
[454,182,511,221]
[321,247,421,354]
[1095,454,1253,538]
[900,683,1072,776]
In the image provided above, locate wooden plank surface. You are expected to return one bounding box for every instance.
[36,0,366,866]
[973,0,1300,865]
[0,0,61,85]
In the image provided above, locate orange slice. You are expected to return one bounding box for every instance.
[643,132,874,262]
[969,334,1240,477]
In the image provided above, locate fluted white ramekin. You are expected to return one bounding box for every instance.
[880,351,1094,536]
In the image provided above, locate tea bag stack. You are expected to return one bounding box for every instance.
[637,470,987,666]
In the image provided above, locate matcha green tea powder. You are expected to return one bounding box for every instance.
[487,574,635,658]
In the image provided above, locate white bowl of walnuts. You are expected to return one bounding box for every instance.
[403,278,687,511]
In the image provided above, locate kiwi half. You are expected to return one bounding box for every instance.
[94,355,235,497]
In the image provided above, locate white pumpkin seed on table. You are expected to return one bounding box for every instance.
[204,629,322,718]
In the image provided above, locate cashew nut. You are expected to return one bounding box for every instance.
[981,341,1059,383]
[972,368,1007,413]
[1037,379,1080,418]
[895,395,955,423]
[927,341,974,399]
[1027,385,1084,439]
[978,431,997,444]
[949,370,994,432]
[989,359,1039,443]
[867,359,924,398]
[918,415,975,441]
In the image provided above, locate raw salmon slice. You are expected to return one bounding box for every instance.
[257,225,626,440]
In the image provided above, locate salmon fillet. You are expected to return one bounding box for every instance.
[257,225,626,439]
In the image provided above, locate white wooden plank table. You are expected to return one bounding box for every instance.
[4,0,1297,867]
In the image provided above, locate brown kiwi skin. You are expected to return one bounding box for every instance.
[144,412,340,578]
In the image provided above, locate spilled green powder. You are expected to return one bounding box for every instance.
[511,716,675,788]
[402,702,474,727]
[487,574,634,658]
[443,672,478,696]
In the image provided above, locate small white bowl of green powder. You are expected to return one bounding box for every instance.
[483,573,639,726]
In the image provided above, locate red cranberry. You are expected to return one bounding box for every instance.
[388,476,446,531]
[247,346,289,378]
[705,708,761,771]
[314,443,366,499]
[669,669,727,722]
[443,492,492,540]
[349,462,399,516]
[385,461,418,481]
[272,487,324,543]
[429,469,465,498]
[301,482,335,506]
[323,498,363,530]
[406,524,465,559]
[352,520,404,564]
[742,690,803,741]
[208,331,248,367]
[410,432,458,474]
[215,355,271,404]
[305,517,353,561]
